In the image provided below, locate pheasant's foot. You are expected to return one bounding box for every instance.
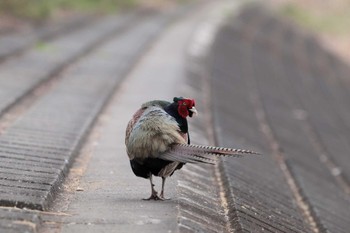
[159,192,170,201]
[143,193,164,201]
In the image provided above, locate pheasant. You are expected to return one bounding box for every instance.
[125,97,259,200]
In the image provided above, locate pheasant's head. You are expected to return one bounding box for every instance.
[173,97,197,118]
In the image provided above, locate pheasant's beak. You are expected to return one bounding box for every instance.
[189,107,198,117]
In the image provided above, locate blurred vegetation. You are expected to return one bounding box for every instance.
[0,0,137,20]
[280,2,350,35]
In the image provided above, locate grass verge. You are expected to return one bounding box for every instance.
[279,2,350,35]
[0,0,137,21]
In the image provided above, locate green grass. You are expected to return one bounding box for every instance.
[35,41,55,51]
[0,0,137,21]
[280,3,350,35]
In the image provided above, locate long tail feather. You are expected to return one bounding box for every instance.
[161,144,261,164]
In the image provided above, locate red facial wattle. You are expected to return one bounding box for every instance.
[177,99,196,118]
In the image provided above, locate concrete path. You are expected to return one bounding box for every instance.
[40,1,234,233]
[0,3,191,232]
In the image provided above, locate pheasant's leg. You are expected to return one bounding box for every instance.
[143,174,160,200]
[159,177,169,200]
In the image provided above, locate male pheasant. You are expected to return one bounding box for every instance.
[125,97,259,200]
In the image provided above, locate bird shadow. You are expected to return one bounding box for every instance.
[112,196,178,205]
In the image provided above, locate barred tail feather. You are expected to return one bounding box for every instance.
[161,144,261,164]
